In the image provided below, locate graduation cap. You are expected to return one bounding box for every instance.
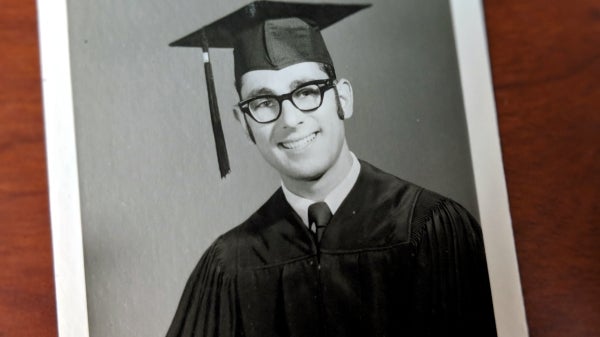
[170,1,371,178]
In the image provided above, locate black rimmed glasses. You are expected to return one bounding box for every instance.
[238,78,337,124]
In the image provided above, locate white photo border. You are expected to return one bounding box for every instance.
[37,0,90,336]
[38,1,528,336]
[450,1,528,336]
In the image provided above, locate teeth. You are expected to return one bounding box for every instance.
[281,133,317,150]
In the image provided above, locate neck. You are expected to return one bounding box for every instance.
[282,143,353,201]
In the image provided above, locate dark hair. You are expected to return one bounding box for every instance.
[234,62,336,99]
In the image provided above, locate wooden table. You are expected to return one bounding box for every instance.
[1,0,598,336]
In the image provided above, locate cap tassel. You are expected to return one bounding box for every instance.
[202,37,230,178]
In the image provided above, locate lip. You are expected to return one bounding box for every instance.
[278,132,319,151]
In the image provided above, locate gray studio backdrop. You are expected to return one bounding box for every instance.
[68,0,478,336]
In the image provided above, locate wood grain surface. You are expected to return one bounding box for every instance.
[485,1,599,336]
[0,0,57,336]
[0,0,597,336]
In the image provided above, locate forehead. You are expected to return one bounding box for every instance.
[239,62,329,97]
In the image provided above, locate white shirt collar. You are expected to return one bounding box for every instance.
[281,153,361,227]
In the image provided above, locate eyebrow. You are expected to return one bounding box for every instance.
[244,87,276,100]
[243,78,323,100]
[290,79,314,89]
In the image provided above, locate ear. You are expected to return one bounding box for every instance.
[232,106,256,143]
[335,78,354,119]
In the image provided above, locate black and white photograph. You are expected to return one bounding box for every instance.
[38,0,528,336]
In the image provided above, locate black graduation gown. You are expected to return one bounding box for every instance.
[166,161,497,337]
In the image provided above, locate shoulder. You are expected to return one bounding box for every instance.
[219,187,291,244]
[331,160,424,246]
[354,160,427,225]
[356,160,479,245]
[408,185,482,249]
[354,160,422,208]
[205,188,306,270]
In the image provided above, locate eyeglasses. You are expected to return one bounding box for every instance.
[238,78,337,124]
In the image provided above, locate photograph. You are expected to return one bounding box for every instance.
[38,0,527,336]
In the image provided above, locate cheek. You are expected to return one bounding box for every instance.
[326,124,345,150]
[321,109,345,138]
[247,120,270,141]
[320,97,343,125]
[249,124,277,154]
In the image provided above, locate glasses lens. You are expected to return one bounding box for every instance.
[292,84,322,111]
[248,97,279,122]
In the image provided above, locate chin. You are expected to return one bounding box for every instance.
[261,140,344,183]
[278,158,332,182]
[286,168,326,182]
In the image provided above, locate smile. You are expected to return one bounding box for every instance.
[279,132,318,150]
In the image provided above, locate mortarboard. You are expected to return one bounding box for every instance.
[170,1,371,178]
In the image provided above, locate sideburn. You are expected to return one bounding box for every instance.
[333,86,344,120]
[242,114,257,143]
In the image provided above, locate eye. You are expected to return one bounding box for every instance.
[294,85,320,98]
[249,97,276,110]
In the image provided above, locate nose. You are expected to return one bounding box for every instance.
[279,99,305,127]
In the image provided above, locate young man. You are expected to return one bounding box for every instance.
[167,2,496,336]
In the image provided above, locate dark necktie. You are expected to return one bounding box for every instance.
[308,202,332,242]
